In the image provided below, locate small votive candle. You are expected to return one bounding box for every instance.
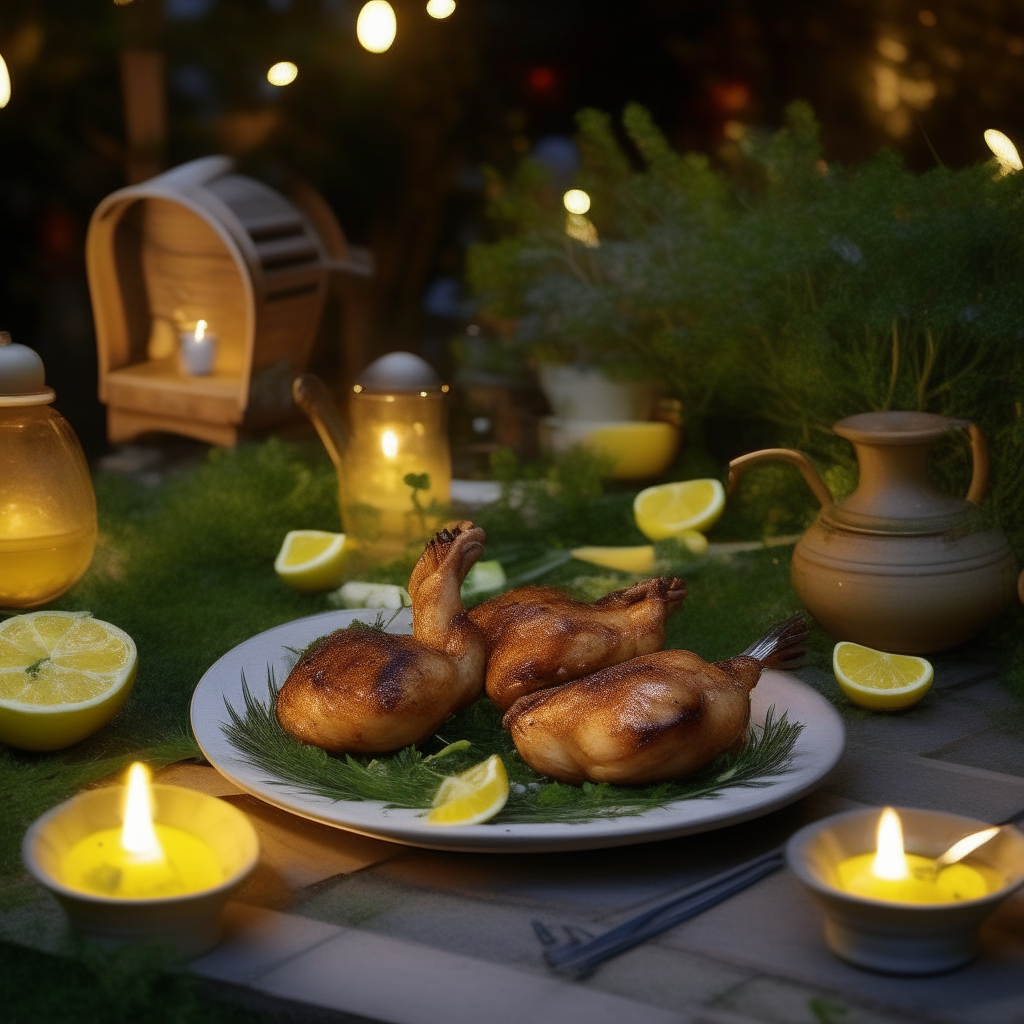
[787,807,1024,975]
[22,762,258,958]
[61,764,223,900]
[179,319,217,376]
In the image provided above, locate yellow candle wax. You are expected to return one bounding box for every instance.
[836,852,1000,904]
[61,823,224,899]
[835,807,1004,905]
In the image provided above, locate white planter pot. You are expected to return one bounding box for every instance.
[538,364,656,422]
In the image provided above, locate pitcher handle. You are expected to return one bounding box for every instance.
[727,448,834,508]
[965,423,989,506]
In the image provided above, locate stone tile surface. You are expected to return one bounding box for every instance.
[821,746,1024,822]
[191,903,342,985]
[659,867,1024,1024]
[255,927,690,1024]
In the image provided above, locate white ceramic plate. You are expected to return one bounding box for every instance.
[191,609,846,853]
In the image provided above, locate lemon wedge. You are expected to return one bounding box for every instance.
[0,611,137,751]
[634,479,726,540]
[833,641,933,710]
[427,754,509,826]
[571,545,656,574]
[275,530,347,592]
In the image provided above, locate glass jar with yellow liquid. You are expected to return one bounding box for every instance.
[0,333,97,607]
[293,352,452,571]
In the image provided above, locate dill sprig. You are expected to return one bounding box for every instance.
[221,669,804,825]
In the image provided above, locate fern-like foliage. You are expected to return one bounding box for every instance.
[221,669,804,825]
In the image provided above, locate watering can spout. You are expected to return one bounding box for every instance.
[727,448,834,509]
[292,373,348,477]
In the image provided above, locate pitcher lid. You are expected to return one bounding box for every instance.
[353,352,446,394]
[0,332,55,406]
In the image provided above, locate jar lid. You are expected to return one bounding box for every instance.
[353,352,446,394]
[0,332,55,406]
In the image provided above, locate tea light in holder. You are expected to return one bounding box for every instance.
[787,806,1024,975]
[179,319,217,376]
[22,763,258,958]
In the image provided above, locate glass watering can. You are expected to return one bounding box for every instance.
[293,352,452,571]
[728,411,1018,653]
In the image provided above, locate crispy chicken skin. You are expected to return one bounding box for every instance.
[503,614,808,785]
[275,522,487,754]
[468,577,687,712]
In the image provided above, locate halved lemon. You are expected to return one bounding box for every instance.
[634,479,726,540]
[427,754,509,826]
[571,545,656,574]
[833,641,933,711]
[274,530,347,592]
[0,611,137,751]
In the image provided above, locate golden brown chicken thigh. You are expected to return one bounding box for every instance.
[468,577,686,712]
[503,614,808,785]
[275,522,487,754]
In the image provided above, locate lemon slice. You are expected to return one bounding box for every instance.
[275,530,347,592]
[0,611,137,751]
[634,479,726,540]
[571,545,656,574]
[427,754,509,826]
[833,641,933,710]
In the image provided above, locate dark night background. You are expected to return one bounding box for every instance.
[2,0,1023,452]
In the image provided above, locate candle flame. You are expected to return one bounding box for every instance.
[872,807,908,881]
[381,429,399,458]
[984,130,1022,175]
[939,826,1000,867]
[194,320,207,342]
[121,763,163,861]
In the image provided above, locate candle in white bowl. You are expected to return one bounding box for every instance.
[179,319,217,376]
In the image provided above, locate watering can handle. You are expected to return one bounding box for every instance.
[727,448,834,508]
[964,423,989,506]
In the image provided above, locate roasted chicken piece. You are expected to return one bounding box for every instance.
[468,577,686,712]
[503,613,808,785]
[276,522,487,754]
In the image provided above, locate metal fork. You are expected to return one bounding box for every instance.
[533,806,1024,980]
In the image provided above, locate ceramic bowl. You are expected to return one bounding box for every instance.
[540,417,681,480]
[23,783,259,959]
[786,807,1024,975]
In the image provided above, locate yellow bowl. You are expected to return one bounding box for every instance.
[541,418,681,480]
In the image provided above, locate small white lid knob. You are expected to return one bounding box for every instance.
[0,332,53,404]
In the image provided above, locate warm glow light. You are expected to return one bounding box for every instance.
[426,0,456,18]
[121,763,163,861]
[0,55,10,109]
[194,319,207,342]
[566,213,599,248]
[985,129,1023,175]
[357,1,397,53]
[563,188,591,215]
[267,61,299,87]
[381,429,399,458]
[872,807,908,881]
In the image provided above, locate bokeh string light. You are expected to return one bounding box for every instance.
[0,54,10,109]
[267,61,299,87]
[426,0,456,18]
[357,1,397,53]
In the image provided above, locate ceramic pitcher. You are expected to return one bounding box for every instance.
[728,411,1018,653]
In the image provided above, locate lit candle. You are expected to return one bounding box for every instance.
[60,763,223,899]
[179,319,217,376]
[836,807,1003,904]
